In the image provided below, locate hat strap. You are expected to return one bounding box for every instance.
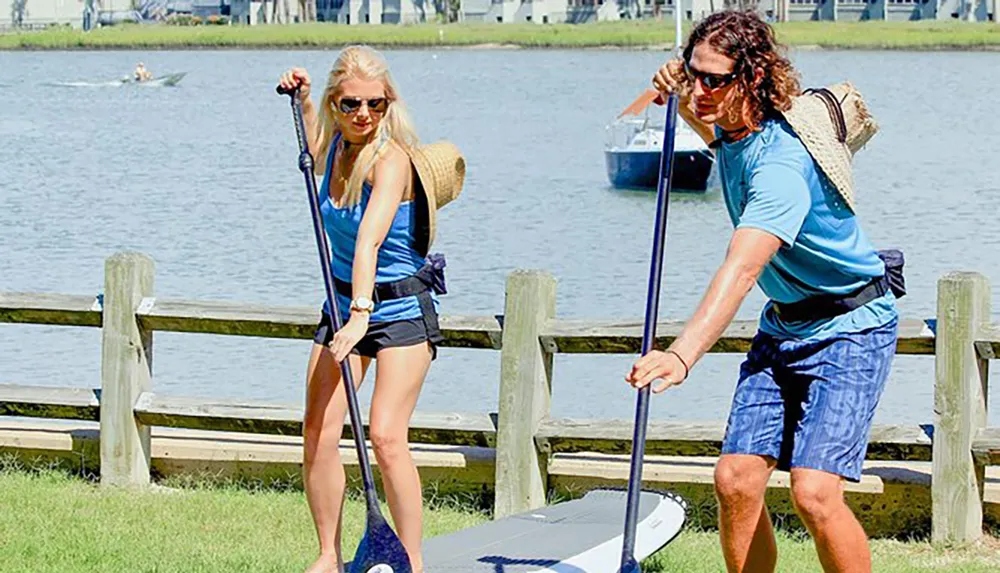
[803,87,847,144]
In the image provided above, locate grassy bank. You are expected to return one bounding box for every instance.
[1,21,1000,51]
[2,463,1000,572]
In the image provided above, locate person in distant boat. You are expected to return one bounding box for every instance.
[625,10,903,573]
[277,45,464,573]
[133,62,152,82]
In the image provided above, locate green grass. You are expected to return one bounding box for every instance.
[2,21,1000,51]
[1,462,999,572]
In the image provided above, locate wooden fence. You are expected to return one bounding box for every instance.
[1,251,999,543]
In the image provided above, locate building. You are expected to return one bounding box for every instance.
[0,0,201,29]
[1,0,89,29]
[556,0,995,23]
[1,0,996,30]
[764,0,994,22]
[226,0,449,24]
[480,0,573,22]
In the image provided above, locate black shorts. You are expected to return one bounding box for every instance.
[313,314,439,360]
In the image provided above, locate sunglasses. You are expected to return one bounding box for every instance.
[336,97,388,114]
[684,60,739,91]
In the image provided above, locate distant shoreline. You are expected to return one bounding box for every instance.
[2,21,1000,52]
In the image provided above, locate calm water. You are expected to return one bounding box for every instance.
[1,49,999,426]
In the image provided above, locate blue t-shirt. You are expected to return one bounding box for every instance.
[717,118,897,341]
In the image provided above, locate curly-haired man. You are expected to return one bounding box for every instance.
[625,10,901,573]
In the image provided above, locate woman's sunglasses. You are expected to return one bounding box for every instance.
[336,97,388,114]
[684,61,739,91]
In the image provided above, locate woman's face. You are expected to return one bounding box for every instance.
[333,76,388,143]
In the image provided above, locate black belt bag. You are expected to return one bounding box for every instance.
[333,253,448,344]
[771,249,906,323]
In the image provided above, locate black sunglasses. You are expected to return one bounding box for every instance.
[684,60,739,91]
[336,97,388,114]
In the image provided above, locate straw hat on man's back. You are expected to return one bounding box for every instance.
[781,81,879,213]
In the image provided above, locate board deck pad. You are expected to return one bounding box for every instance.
[419,489,686,572]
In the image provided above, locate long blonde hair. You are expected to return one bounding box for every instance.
[314,45,419,207]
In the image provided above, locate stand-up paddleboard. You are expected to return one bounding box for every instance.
[418,489,685,572]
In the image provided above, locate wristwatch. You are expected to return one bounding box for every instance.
[350,296,375,314]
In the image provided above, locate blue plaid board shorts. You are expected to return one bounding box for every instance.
[720,318,898,482]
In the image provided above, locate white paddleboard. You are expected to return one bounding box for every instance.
[421,489,687,572]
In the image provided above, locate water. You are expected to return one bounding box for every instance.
[1,49,998,426]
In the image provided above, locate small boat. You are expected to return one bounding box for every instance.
[119,72,187,87]
[604,89,715,192]
[47,73,187,89]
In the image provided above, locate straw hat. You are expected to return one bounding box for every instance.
[408,141,466,256]
[781,81,879,213]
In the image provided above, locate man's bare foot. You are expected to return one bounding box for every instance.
[304,553,342,573]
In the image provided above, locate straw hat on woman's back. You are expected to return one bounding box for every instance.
[407,141,466,256]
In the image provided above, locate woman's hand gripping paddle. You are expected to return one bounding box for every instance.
[277,84,412,573]
[618,93,682,573]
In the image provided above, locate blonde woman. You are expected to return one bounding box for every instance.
[278,46,463,573]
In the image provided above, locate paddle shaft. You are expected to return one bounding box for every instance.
[277,85,380,506]
[619,93,680,573]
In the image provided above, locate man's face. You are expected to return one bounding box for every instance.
[686,43,742,128]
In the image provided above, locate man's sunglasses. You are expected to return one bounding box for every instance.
[336,97,388,114]
[684,61,739,91]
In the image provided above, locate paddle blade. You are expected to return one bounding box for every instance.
[348,512,412,573]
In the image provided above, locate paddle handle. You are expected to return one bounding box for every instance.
[619,93,680,573]
[277,85,380,502]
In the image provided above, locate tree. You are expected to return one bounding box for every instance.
[723,0,759,10]
[268,0,291,23]
[297,0,316,22]
[11,0,27,27]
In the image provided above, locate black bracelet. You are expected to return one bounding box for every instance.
[665,349,690,381]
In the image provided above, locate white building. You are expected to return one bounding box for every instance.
[298,0,448,24]
[594,0,995,22]
[762,0,994,22]
[2,0,996,29]
[1,0,88,29]
[0,0,165,30]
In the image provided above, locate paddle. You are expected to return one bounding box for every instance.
[277,84,412,573]
[618,92,681,573]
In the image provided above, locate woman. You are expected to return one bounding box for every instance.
[278,45,463,573]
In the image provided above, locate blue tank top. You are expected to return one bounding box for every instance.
[318,135,437,323]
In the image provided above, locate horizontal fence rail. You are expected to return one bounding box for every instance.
[2,294,938,354]
[535,418,934,461]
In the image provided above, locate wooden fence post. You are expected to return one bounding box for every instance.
[932,272,990,543]
[100,252,155,487]
[493,270,556,519]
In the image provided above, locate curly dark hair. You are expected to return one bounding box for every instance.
[681,10,801,130]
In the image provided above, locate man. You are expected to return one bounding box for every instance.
[134,62,152,82]
[625,10,902,573]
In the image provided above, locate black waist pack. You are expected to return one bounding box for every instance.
[333,253,447,305]
[772,249,905,323]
